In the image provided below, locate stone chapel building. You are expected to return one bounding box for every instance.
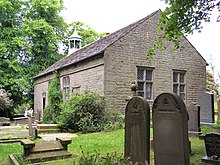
[34,10,207,120]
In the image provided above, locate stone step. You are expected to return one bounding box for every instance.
[38,128,61,133]
[26,150,72,163]
[31,141,64,153]
[36,124,60,130]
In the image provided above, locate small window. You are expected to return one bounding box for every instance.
[63,76,70,101]
[75,40,81,49]
[137,67,154,100]
[173,71,186,100]
[70,40,75,49]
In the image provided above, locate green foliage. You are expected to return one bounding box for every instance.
[79,150,130,165]
[59,92,107,133]
[21,0,67,106]
[15,154,31,165]
[1,0,106,109]
[103,110,125,131]
[148,0,220,57]
[0,0,67,108]
[43,71,62,123]
[0,0,27,108]
[161,0,220,34]
[14,103,30,115]
[67,21,101,47]
[206,71,219,96]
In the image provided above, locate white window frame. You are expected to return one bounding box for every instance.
[173,70,186,100]
[63,76,70,101]
[137,67,154,100]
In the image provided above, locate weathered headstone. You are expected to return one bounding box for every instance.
[198,92,214,124]
[124,82,150,164]
[187,103,201,137]
[28,108,34,139]
[202,133,220,164]
[152,93,190,165]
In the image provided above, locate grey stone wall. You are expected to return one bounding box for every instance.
[34,12,206,117]
[34,55,104,120]
[103,12,206,112]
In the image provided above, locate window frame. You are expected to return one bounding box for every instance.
[137,67,154,100]
[63,76,70,101]
[172,70,186,100]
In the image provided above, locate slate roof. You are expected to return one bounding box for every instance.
[35,10,160,78]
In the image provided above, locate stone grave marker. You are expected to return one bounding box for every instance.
[187,103,201,137]
[202,133,220,164]
[198,92,214,124]
[152,93,190,165]
[124,82,150,164]
[28,109,33,139]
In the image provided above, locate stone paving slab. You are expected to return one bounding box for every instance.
[12,130,29,137]
[39,133,78,141]
[0,126,21,130]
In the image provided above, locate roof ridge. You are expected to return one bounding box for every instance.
[35,10,160,78]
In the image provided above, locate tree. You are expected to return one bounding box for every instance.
[0,0,28,108]
[67,21,101,46]
[21,0,67,105]
[0,0,67,108]
[148,0,220,57]
[1,0,105,110]
[206,70,219,96]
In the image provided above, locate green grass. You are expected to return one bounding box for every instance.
[0,143,22,164]
[70,129,125,155]
[0,128,211,164]
[190,137,207,165]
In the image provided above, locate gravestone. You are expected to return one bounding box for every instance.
[27,109,34,139]
[187,103,201,137]
[198,92,214,124]
[152,93,190,165]
[202,133,220,164]
[124,82,150,164]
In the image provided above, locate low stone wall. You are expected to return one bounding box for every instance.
[0,117,10,126]
[13,117,34,125]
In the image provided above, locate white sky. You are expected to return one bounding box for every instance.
[61,0,220,82]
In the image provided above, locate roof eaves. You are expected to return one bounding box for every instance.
[34,10,160,79]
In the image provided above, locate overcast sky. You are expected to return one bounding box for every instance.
[61,0,220,82]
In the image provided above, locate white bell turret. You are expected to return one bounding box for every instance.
[68,29,82,55]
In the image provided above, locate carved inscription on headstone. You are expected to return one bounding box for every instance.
[205,133,220,157]
[152,93,189,165]
[125,96,150,164]
[202,133,220,163]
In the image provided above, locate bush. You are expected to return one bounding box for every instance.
[103,110,125,131]
[59,92,107,133]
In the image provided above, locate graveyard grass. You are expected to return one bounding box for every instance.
[0,128,212,165]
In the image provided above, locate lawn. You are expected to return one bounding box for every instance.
[0,128,210,165]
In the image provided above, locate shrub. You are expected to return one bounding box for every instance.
[103,110,125,131]
[59,92,107,133]
[43,71,62,124]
